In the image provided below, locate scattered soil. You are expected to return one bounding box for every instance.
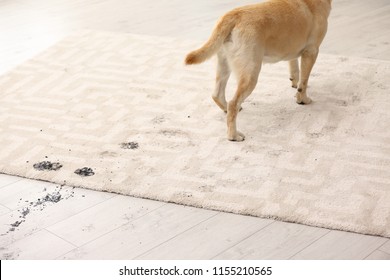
[3,186,76,235]
[74,167,95,177]
[10,221,23,228]
[33,161,62,171]
[19,208,30,218]
[39,192,62,204]
[1,252,16,260]
[120,142,139,150]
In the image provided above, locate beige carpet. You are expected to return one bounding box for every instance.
[0,31,389,237]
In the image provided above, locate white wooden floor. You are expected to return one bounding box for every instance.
[1,0,390,260]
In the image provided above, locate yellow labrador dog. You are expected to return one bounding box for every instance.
[185,0,332,141]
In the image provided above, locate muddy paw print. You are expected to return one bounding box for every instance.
[33,161,63,171]
[74,167,95,177]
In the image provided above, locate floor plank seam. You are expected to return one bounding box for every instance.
[42,228,78,248]
[362,240,390,260]
[380,240,390,249]
[0,175,23,189]
[45,193,120,229]
[287,229,332,260]
[378,249,390,255]
[57,202,169,252]
[132,211,221,260]
[210,220,277,260]
[0,203,13,213]
[364,249,390,260]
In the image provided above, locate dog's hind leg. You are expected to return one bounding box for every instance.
[212,51,231,112]
[296,48,319,104]
[227,54,261,141]
[289,59,299,88]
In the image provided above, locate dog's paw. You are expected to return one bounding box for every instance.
[296,93,312,105]
[228,131,245,142]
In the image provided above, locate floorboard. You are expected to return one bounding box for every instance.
[135,213,274,260]
[214,222,329,260]
[47,196,165,247]
[365,250,390,260]
[290,231,388,260]
[59,204,217,259]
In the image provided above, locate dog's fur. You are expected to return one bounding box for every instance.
[185,0,332,141]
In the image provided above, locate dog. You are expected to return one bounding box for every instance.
[185,0,332,141]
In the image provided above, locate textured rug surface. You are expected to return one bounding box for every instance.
[1,31,389,237]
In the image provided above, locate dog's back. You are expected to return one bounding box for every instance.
[232,0,330,62]
[185,0,331,65]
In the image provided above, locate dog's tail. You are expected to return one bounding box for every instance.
[185,13,237,65]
